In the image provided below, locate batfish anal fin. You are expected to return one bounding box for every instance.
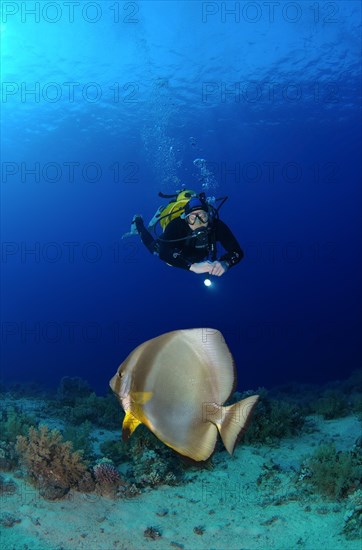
[122,410,142,441]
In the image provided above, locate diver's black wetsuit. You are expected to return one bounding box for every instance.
[157,217,244,270]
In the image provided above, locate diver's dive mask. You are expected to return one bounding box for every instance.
[186,211,209,225]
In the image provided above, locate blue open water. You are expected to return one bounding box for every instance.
[1,0,361,393]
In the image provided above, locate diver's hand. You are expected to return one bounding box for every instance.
[189,261,212,274]
[209,261,228,276]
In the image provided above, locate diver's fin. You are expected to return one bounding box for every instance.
[147,205,164,229]
[121,231,137,239]
[121,215,152,239]
[122,410,142,441]
[208,395,259,454]
[121,216,140,239]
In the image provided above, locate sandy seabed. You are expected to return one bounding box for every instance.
[0,399,361,550]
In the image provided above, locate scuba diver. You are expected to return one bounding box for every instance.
[129,190,243,277]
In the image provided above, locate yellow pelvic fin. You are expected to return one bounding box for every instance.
[122,410,142,441]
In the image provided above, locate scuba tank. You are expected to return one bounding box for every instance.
[147,190,196,232]
[148,190,228,235]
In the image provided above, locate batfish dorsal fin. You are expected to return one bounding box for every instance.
[122,410,142,441]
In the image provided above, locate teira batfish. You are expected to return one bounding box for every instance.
[109,328,259,461]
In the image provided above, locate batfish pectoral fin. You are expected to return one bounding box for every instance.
[131,391,153,405]
[122,410,142,441]
[208,395,259,455]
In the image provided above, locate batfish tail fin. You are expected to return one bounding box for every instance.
[208,395,259,455]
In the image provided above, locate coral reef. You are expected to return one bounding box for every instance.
[352,393,362,422]
[232,389,306,445]
[93,458,122,497]
[0,512,21,528]
[16,425,94,500]
[0,405,37,443]
[341,369,362,393]
[0,441,17,471]
[342,489,362,540]
[144,526,162,540]
[256,459,283,491]
[99,437,129,466]
[0,474,17,496]
[2,382,45,398]
[261,370,362,421]
[100,426,184,490]
[62,420,95,460]
[132,448,178,487]
[91,458,140,499]
[47,390,121,428]
[312,389,349,420]
[129,427,184,488]
[56,376,92,403]
[301,442,362,500]
[0,404,37,472]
